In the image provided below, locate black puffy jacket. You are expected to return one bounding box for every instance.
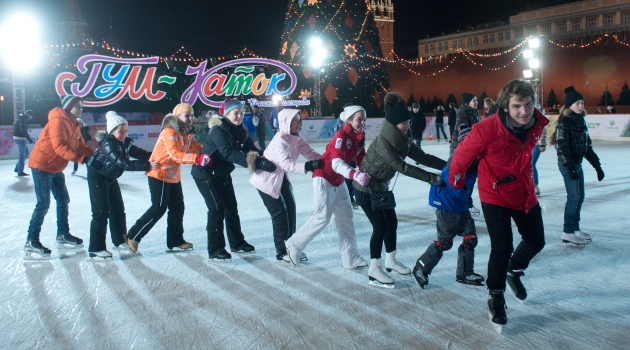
[13,114,33,142]
[191,115,260,179]
[555,110,600,168]
[410,111,426,139]
[87,133,151,180]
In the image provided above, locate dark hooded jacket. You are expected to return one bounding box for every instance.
[13,113,33,142]
[354,119,446,193]
[555,108,600,168]
[192,115,260,179]
[87,130,151,180]
[410,110,426,139]
[451,104,480,149]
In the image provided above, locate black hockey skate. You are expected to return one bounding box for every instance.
[231,241,255,253]
[456,272,485,286]
[209,248,232,263]
[507,270,527,300]
[23,241,52,260]
[488,290,507,333]
[412,265,428,289]
[56,234,84,249]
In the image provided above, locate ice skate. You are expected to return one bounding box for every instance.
[507,270,527,301]
[469,206,480,215]
[89,250,113,259]
[113,242,130,250]
[575,230,592,242]
[167,242,194,252]
[488,290,507,333]
[285,240,301,266]
[230,241,255,253]
[354,256,368,268]
[456,272,485,286]
[412,264,429,289]
[127,238,139,253]
[368,259,394,288]
[384,251,411,275]
[56,234,84,249]
[209,248,232,263]
[279,251,308,262]
[561,232,586,245]
[23,241,52,260]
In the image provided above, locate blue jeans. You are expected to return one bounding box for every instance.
[558,161,584,233]
[14,139,29,174]
[531,145,541,185]
[27,168,70,241]
[435,123,448,140]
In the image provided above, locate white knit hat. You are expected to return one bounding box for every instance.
[106,111,128,133]
[340,105,366,123]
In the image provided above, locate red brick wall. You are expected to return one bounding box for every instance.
[388,43,630,113]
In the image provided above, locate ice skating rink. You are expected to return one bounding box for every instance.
[1,140,628,349]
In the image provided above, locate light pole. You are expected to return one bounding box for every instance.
[0,13,41,122]
[523,37,543,109]
[0,95,4,125]
[585,81,590,107]
[309,37,327,117]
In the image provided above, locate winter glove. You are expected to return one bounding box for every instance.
[255,156,277,173]
[195,154,212,167]
[595,167,605,181]
[430,173,444,186]
[304,159,324,172]
[566,163,579,180]
[353,170,371,187]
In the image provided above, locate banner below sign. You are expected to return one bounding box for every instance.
[55,55,304,108]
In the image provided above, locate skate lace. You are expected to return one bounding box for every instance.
[490,295,506,316]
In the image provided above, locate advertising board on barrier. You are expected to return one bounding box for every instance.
[55,55,309,109]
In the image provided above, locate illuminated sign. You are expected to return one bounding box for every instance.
[55,55,304,108]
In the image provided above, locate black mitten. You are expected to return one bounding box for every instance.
[595,167,605,181]
[255,157,277,172]
[304,159,324,172]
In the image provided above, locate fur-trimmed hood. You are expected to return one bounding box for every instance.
[560,106,587,118]
[246,151,259,173]
[207,115,223,129]
[162,113,187,133]
[94,129,108,142]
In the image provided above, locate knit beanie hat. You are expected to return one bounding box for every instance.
[219,99,243,116]
[564,86,584,108]
[340,105,366,123]
[385,101,411,125]
[461,93,475,106]
[173,103,194,117]
[60,94,82,112]
[106,111,128,133]
[412,102,420,108]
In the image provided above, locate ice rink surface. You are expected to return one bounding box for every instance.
[1,140,628,349]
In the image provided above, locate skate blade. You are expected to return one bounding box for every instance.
[57,243,84,249]
[89,255,113,260]
[166,248,194,253]
[488,314,504,334]
[368,280,395,289]
[385,268,411,275]
[456,279,486,286]
[561,240,586,246]
[23,252,51,260]
[209,258,232,263]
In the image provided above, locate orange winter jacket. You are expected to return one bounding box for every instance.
[146,113,202,183]
[28,107,94,173]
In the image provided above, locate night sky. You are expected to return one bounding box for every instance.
[1,0,581,60]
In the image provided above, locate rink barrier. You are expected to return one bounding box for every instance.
[2,114,629,159]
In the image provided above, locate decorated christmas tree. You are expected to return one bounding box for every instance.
[278,0,390,117]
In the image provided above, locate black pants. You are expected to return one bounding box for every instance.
[194,174,246,255]
[356,190,398,259]
[482,203,545,291]
[88,172,127,251]
[258,176,296,254]
[417,209,477,277]
[127,177,187,248]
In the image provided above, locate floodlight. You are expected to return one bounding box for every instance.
[523,49,533,59]
[0,13,41,72]
[528,59,540,69]
[529,38,540,48]
[523,70,533,78]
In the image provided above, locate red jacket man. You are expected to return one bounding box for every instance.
[448,80,548,328]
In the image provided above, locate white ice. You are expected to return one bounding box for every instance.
[1,140,628,349]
